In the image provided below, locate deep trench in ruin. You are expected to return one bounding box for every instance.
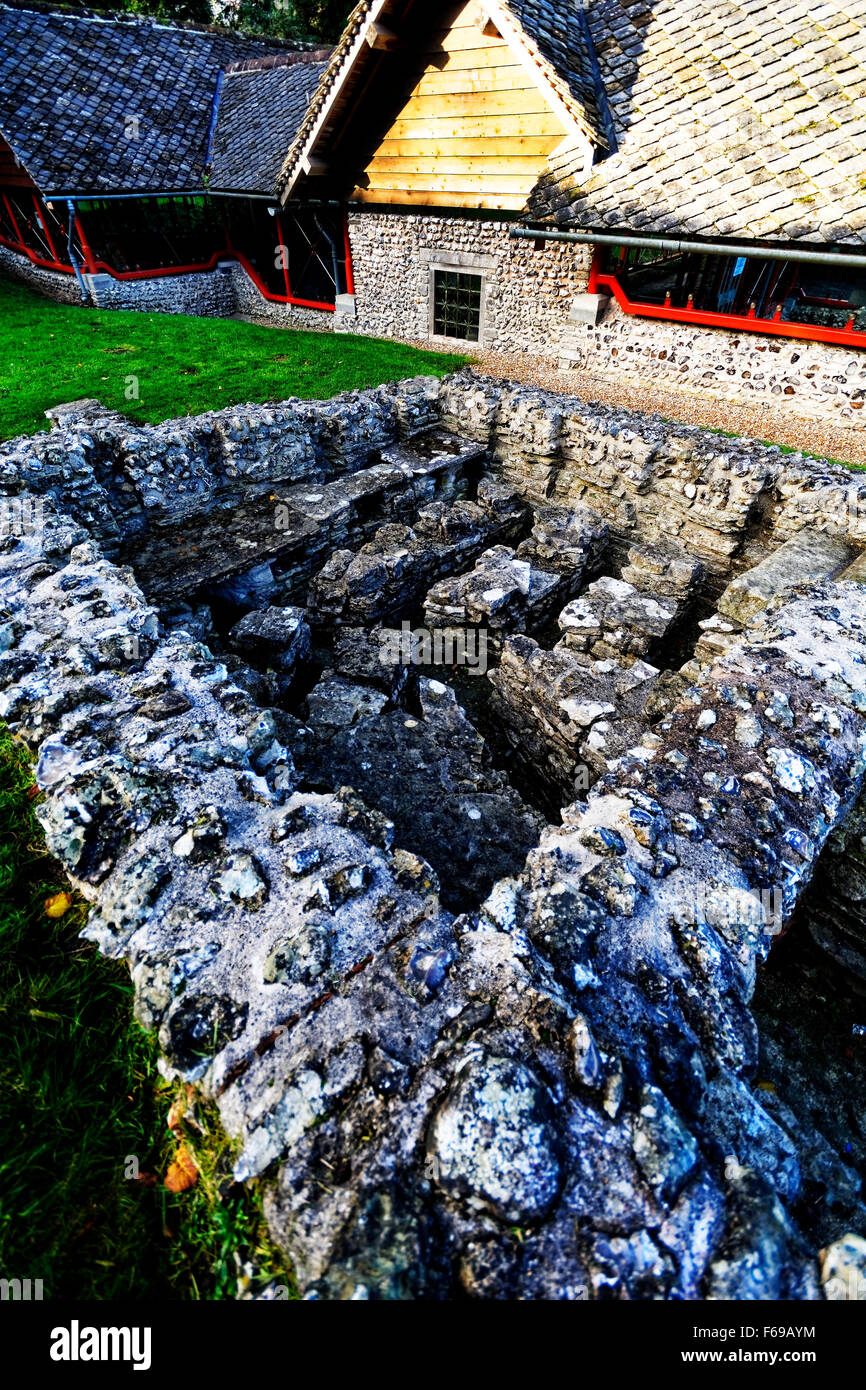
[5,372,866,1297]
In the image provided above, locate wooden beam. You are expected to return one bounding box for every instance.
[424,24,508,52]
[362,170,535,193]
[367,153,551,175]
[376,135,557,156]
[389,88,552,119]
[366,21,402,50]
[411,66,535,96]
[416,44,516,71]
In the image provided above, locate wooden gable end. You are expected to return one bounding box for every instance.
[354,0,569,211]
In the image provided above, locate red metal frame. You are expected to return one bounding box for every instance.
[588,249,866,349]
[0,212,68,271]
[32,192,60,264]
[0,199,359,314]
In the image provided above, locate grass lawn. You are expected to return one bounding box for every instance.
[0,277,469,442]
[0,723,296,1299]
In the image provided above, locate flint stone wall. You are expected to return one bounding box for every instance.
[0,378,442,550]
[0,244,84,305]
[6,230,865,441]
[0,244,338,325]
[4,374,866,1297]
[560,300,866,430]
[436,372,866,572]
[5,371,866,592]
[344,211,592,355]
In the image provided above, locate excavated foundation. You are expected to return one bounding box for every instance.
[3,370,866,1300]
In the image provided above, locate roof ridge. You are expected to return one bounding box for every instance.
[224,48,333,74]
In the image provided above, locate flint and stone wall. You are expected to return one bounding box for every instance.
[0,243,84,304]
[343,210,592,354]
[561,299,866,428]
[5,225,866,438]
[84,265,237,316]
[0,244,339,325]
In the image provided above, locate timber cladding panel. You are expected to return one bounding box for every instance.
[356,0,568,211]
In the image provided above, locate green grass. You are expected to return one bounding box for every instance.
[0,277,468,441]
[0,723,296,1299]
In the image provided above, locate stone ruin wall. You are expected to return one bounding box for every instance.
[3,370,866,1299]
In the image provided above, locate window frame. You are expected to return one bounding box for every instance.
[428,262,488,344]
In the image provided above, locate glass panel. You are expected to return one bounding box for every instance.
[433,270,482,341]
[606,245,866,330]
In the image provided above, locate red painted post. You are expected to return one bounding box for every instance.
[74,211,98,273]
[343,209,355,296]
[586,245,602,295]
[2,192,25,248]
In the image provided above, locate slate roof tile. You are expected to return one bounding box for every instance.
[526,0,866,245]
[0,4,295,195]
[208,59,329,193]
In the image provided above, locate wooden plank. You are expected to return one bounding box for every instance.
[390,89,552,119]
[424,26,509,53]
[363,171,536,194]
[376,135,558,156]
[416,45,517,71]
[367,153,551,175]
[383,111,566,138]
[353,187,526,210]
[412,67,535,97]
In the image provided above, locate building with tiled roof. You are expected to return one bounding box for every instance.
[278,0,866,357]
[1,0,865,359]
[529,0,866,247]
[0,3,347,312]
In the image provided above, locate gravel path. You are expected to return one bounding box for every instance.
[463,348,866,469]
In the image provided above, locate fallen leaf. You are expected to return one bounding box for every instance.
[45,891,73,918]
[164,1142,198,1193]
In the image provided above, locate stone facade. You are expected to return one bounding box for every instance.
[85,266,237,317]
[6,230,866,442]
[0,243,338,327]
[226,263,339,331]
[344,211,592,354]
[560,299,866,429]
